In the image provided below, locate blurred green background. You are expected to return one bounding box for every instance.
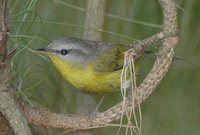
[9,0,200,135]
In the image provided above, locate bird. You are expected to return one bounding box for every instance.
[37,37,135,93]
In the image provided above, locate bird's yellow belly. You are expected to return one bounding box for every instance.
[50,56,121,92]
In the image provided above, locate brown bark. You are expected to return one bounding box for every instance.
[0,112,14,135]
[0,0,32,134]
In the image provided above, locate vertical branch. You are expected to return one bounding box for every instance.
[0,1,12,133]
[0,0,32,135]
[76,0,106,134]
[160,0,178,36]
[83,0,106,40]
[76,0,106,114]
[0,0,9,63]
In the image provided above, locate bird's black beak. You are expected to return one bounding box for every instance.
[36,48,56,55]
[36,48,51,55]
[37,48,47,52]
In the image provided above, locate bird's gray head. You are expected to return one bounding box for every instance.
[38,37,110,66]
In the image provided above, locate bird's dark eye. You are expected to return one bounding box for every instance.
[60,49,69,55]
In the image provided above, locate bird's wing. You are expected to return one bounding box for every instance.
[91,44,129,73]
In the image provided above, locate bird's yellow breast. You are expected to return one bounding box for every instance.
[49,55,121,92]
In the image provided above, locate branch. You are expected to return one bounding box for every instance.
[0,74,32,135]
[137,0,178,102]
[20,0,178,131]
[0,0,32,134]
[0,0,9,64]
[0,111,14,134]
[75,0,106,124]
[127,32,164,57]
[83,0,106,40]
